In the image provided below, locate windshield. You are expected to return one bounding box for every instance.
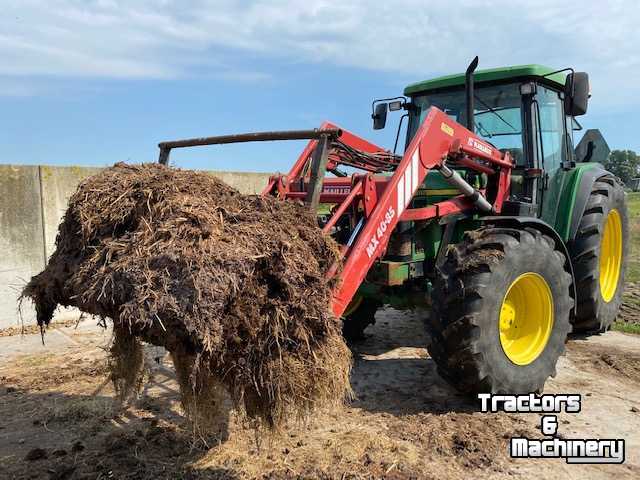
[408,83,525,165]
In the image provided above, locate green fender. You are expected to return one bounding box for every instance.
[543,162,611,242]
[566,165,613,241]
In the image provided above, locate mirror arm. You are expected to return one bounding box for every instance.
[572,117,583,131]
[393,114,408,154]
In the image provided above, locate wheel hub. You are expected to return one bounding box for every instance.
[499,272,554,366]
[499,302,516,333]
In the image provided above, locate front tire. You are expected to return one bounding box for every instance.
[342,296,379,341]
[569,177,628,333]
[427,227,572,394]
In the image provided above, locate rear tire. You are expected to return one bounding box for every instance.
[427,227,572,394]
[569,177,628,333]
[342,297,379,341]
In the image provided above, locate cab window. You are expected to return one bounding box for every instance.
[408,83,525,166]
[534,86,566,171]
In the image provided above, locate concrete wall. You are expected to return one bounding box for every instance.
[0,165,271,329]
[0,166,46,327]
[40,166,104,258]
[207,171,272,197]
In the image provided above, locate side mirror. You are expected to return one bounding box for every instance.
[372,103,388,130]
[564,72,589,116]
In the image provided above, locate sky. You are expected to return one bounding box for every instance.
[1,0,639,173]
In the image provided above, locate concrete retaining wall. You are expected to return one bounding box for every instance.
[0,165,270,329]
[0,166,46,327]
[40,166,104,258]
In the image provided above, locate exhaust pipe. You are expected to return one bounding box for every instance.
[465,56,479,133]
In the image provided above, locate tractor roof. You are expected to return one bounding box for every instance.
[404,64,567,96]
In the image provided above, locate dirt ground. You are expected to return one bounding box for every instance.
[1,308,639,480]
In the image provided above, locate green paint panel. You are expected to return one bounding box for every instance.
[544,163,598,241]
[404,64,567,95]
[413,170,482,208]
[368,260,413,286]
[424,170,452,189]
[420,220,442,260]
[386,262,409,286]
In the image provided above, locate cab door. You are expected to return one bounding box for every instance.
[534,84,570,224]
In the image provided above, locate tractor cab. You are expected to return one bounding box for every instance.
[375,65,597,226]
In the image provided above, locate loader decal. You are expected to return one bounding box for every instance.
[323,185,351,194]
[397,149,421,216]
[366,206,395,258]
[467,137,493,156]
[440,122,454,136]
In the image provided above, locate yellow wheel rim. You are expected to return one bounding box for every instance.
[599,209,622,303]
[499,273,554,366]
[343,295,364,317]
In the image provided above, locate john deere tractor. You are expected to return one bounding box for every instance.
[159,59,628,394]
[342,61,628,393]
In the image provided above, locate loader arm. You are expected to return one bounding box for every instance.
[330,107,512,316]
[260,107,513,317]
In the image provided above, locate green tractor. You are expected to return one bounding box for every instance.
[344,62,628,393]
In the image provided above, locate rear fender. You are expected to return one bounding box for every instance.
[567,165,612,241]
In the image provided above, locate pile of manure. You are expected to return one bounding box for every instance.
[22,162,351,429]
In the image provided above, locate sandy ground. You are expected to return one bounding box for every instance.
[1,309,639,479]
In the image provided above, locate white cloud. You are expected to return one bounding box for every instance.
[1,0,639,106]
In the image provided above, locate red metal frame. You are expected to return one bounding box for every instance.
[262,107,513,318]
[261,121,386,197]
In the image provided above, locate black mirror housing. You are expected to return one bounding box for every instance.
[372,103,388,130]
[564,72,589,116]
